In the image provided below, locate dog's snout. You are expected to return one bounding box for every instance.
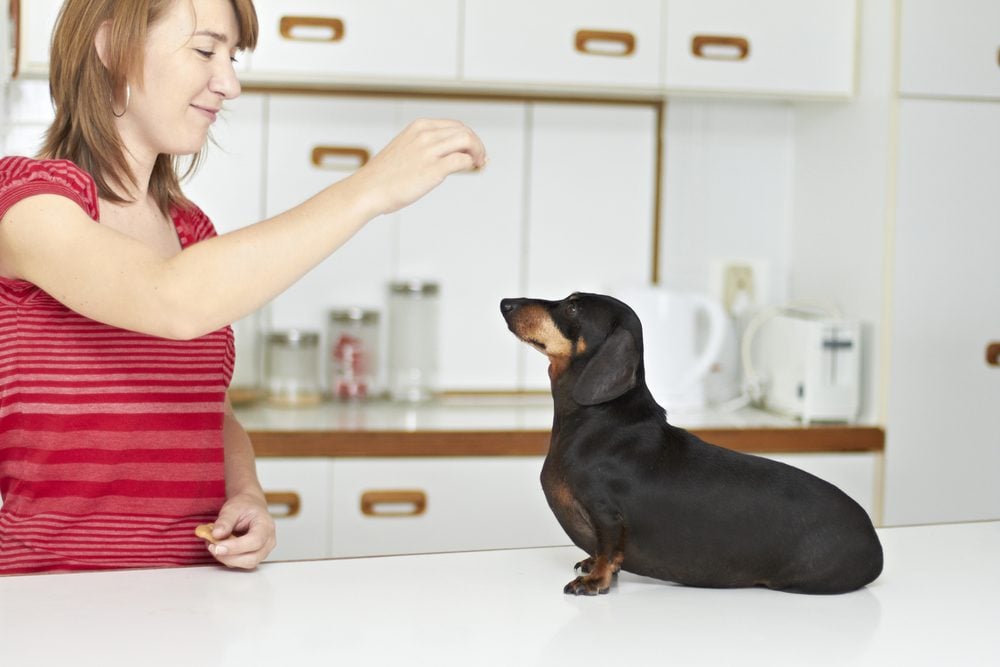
[500,299,517,314]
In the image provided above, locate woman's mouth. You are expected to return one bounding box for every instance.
[191,105,219,122]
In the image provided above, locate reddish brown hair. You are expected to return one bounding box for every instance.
[39,0,258,215]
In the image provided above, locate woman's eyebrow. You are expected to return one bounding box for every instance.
[193,29,231,43]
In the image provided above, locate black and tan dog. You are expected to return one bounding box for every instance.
[500,292,883,595]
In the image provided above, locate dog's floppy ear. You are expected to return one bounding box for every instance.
[572,326,639,406]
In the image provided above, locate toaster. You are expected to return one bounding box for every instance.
[754,312,862,424]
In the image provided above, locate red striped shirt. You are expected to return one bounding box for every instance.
[0,156,234,574]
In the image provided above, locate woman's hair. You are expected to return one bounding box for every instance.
[39,0,259,215]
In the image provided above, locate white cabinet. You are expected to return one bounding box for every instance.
[247,0,460,84]
[885,99,1000,525]
[256,458,334,561]
[395,99,526,391]
[462,0,662,90]
[328,457,568,558]
[13,0,62,78]
[264,95,399,333]
[899,0,1000,100]
[663,0,857,98]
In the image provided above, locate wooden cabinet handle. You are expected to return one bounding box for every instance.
[691,35,750,61]
[574,29,636,57]
[264,491,301,518]
[360,490,427,517]
[987,342,1000,367]
[311,146,370,171]
[279,15,345,42]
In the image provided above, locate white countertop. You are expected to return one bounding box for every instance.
[2,521,997,666]
[233,394,857,432]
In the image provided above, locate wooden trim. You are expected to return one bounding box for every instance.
[651,100,665,284]
[249,426,884,458]
[10,0,20,79]
[310,145,370,170]
[360,490,427,517]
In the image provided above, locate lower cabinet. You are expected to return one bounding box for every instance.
[328,457,569,558]
[256,450,881,562]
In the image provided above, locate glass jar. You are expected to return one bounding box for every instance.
[328,307,380,401]
[387,280,440,402]
[227,305,271,405]
[265,329,322,407]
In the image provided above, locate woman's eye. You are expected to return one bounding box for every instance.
[195,49,214,59]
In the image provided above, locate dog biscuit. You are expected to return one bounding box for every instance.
[194,523,220,544]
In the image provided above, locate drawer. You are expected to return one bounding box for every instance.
[899,0,1000,100]
[256,458,334,561]
[663,0,857,98]
[247,0,460,83]
[462,0,662,89]
[329,457,569,558]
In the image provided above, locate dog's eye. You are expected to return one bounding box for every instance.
[566,302,579,317]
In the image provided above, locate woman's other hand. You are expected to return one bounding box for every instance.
[205,492,277,569]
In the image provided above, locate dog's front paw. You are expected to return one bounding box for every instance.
[574,556,596,573]
[564,575,611,596]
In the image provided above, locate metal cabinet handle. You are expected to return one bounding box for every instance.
[574,29,636,57]
[311,146,370,171]
[360,490,427,517]
[264,491,302,518]
[987,342,1000,367]
[691,35,750,61]
[279,15,345,42]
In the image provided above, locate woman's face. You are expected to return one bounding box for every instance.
[118,0,242,161]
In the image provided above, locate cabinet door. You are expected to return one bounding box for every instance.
[899,0,1000,100]
[15,0,62,77]
[523,103,657,389]
[885,99,1000,525]
[264,95,399,334]
[248,0,459,83]
[329,457,568,558]
[463,0,662,90]
[663,0,857,98]
[395,100,525,391]
[256,458,334,561]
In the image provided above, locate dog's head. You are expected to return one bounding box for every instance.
[500,292,644,406]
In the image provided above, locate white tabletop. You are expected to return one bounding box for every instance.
[2,521,997,666]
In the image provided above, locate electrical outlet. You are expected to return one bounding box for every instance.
[709,259,768,316]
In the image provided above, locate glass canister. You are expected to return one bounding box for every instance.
[227,305,271,405]
[327,307,380,401]
[265,329,322,407]
[387,280,440,402]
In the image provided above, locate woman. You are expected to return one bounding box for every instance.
[0,0,486,574]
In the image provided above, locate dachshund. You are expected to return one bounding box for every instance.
[500,292,883,595]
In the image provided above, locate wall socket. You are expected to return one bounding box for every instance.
[709,259,769,316]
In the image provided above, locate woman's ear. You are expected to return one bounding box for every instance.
[94,20,113,69]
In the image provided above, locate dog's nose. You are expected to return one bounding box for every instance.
[500,299,517,314]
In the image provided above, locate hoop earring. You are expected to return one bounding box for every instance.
[111,83,130,118]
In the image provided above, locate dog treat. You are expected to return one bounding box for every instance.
[194,523,220,544]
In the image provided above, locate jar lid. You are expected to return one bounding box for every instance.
[267,329,320,346]
[329,307,380,323]
[390,280,439,295]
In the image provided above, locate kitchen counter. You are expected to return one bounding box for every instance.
[1,521,996,666]
[234,395,884,456]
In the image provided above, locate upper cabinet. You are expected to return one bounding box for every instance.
[898,0,1000,101]
[246,0,461,84]
[11,1,858,101]
[662,0,858,99]
[462,0,662,91]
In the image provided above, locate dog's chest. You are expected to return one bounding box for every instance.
[540,456,597,552]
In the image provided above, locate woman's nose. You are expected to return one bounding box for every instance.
[210,59,242,100]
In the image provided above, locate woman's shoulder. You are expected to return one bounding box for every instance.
[0,156,99,220]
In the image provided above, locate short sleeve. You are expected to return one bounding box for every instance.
[0,156,100,222]
[171,202,219,249]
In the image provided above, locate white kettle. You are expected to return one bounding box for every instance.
[614,286,727,411]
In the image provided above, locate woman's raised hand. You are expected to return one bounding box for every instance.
[349,119,487,217]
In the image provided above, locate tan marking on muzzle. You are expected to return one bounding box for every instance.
[510,304,574,358]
